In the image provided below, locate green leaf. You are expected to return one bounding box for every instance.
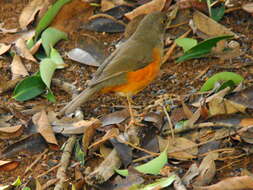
[50,47,66,68]
[34,0,71,40]
[13,76,46,101]
[75,140,86,166]
[26,38,35,49]
[139,175,176,190]
[175,38,197,52]
[116,150,168,176]
[211,5,225,21]
[40,58,57,89]
[12,176,22,186]
[176,35,233,63]
[41,27,68,56]
[22,188,31,190]
[200,72,244,92]
[45,89,56,102]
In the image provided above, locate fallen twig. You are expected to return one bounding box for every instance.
[54,135,77,190]
[24,149,48,175]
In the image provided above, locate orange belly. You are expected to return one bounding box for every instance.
[101,48,161,96]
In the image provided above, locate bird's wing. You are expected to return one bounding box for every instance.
[89,40,154,87]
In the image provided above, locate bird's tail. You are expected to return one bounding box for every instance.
[59,85,102,116]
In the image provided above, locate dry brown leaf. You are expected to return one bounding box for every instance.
[0,125,23,140]
[33,110,58,145]
[11,54,29,80]
[15,38,37,62]
[52,118,99,134]
[208,97,246,116]
[242,3,253,15]
[0,43,11,55]
[0,160,19,171]
[101,0,115,12]
[0,125,22,133]
[182,163,200,185]
[0,77,23,94]
[100,0,127,11]
[193,10,239,38]
[125,0,166,20]
[51,0,93,33]
[193,175,253,190]
[192,87,230,107]
[0,23,18,34]
[194,152,218,186]
[159,136,198,160]
[19,0,50,29]
[182,100,193,119]
[82,120,101,153]
[178,0,207,11]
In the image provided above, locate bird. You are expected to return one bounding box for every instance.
[59,11,167,123]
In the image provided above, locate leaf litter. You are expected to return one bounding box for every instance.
[1,0,253,189]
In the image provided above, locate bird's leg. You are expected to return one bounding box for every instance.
[126,95,143,128]
[127,95,134,125]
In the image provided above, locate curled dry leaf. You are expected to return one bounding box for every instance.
[125,0,166,20]
[242,3,253,15]
[193,10,238,38]
[182,163,200,186]
[15,38,37,62]
[83,14,125,33]
[193,152,218,186]
[0,43,11,55]
[0,160,19,171]
[0,125,23,140]
[19,0,50,29]
[143,112,163,129]
[11,55,29,80]
[0,23,18,34]
[193,175,253,190]
[159,136,198,160]
[82,119,101,154]
[0,77,23,94]
[178,0,207,11]
[100,109,129,127]
[67,48,100,67]
[52,118,99,135]
[33,110,58,145]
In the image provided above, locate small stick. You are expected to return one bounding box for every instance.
[24,149,48,175]
[54,135,77,190]
[163,105,175,143]
[36,163,61,179]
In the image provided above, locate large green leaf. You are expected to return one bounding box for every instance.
[116,150,168,176]
[13,76,46,101]
[50,47,66,68]
[41,27,67,56]
[175,38,197,52]
[40,58,57,89]
[176,35,233,63]
[200,71,244,92]
[34,0,71,40]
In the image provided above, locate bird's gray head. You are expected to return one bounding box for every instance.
[131,11,167,42]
